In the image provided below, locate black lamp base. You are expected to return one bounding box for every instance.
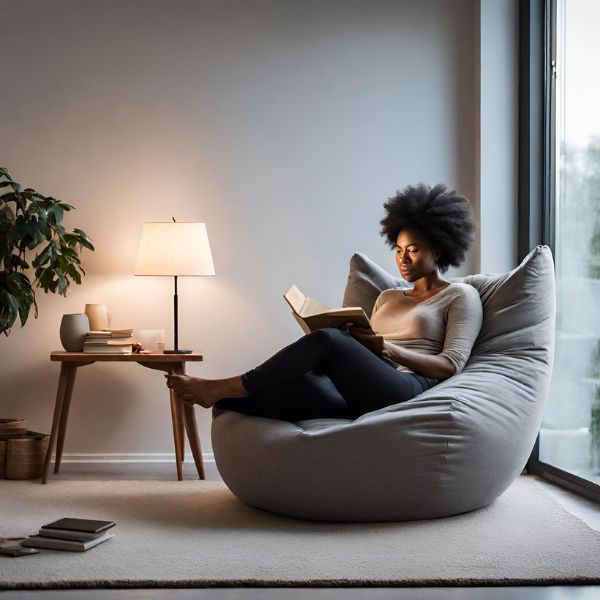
[168,276,192,355]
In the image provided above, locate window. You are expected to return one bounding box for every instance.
[527,0,600,497]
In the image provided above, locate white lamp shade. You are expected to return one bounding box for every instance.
[134,222,215,276]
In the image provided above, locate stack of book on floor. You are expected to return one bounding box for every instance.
[83,328,134,353]
[22,518,116,552]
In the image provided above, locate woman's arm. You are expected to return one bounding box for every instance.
[348,284,483,380]
[382,342,455,380]
[346,327,455,380]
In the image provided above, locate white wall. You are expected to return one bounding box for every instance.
[477,0,519,273]
[0,0,506,457]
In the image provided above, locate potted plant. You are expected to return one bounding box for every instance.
[0,167,94,336]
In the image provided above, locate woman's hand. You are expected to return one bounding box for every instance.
[341,322,387,355]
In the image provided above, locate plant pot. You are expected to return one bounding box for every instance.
[59,313,90,352]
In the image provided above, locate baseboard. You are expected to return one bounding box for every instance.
[58,453,215,463]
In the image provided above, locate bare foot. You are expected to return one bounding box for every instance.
[164,375,218,408]
[164,374,249,408]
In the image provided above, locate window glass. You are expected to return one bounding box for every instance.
[539,0,600,484]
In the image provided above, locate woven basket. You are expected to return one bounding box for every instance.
[0,418,27,437]
[0,430,49,479]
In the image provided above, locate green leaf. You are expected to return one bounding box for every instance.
[73,228,94,251]
[32,229,45,248]
[60,246,78,258]
[7,228,22,242]
[62,233,78,248]
[36,269,53,291]
[0,204,15,224]
[9,254,29,270]
[36,269,58,294]
[0,288,20,334]
[39,220,52,240]
[53,204,64,224]
[0,191,23,208]
[57,274,68,296]
[6,272,35,327]
[14,193,27,212]
[17,297,32,326]
[32,242,53,268]
[0,181,21,193]
[66,264,82,285]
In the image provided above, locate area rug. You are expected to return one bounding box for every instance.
[1,475,599,589]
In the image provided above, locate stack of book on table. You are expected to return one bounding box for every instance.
[83,328,134,353]
[22,518,116,552]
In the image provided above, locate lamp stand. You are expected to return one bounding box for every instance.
[164,275,192,354]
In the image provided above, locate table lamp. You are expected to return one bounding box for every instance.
[134,220,215,354]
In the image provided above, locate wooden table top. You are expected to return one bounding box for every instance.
[50,351,203,362]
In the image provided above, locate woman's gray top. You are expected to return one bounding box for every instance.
[371,282,483,375]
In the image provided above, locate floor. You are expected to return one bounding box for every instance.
[1,461,599,600]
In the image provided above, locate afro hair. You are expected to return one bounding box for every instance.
[379,183,476,273]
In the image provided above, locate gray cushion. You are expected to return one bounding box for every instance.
[342,252,408,315]
[211,245,556,522]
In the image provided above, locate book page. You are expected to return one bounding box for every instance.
[299,296,331,317]
[284,284,331,317]
[283,284,306,314]
[283,284,372,333]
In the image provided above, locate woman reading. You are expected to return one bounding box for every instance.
[165,183,483,421]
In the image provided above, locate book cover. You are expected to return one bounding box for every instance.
[87,330,133,339]
[84,339,133,345]
[283,284,372,333]
[83,346,133,354]
[37,527,112,542]
[22,533,114,552]
[41,517,116,533]
[105,327,134,336]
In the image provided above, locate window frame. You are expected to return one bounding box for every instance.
[522,0,600,503]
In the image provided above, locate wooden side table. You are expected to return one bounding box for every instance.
[42,352,204,484]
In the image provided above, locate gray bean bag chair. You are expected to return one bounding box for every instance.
[211,245,556,522]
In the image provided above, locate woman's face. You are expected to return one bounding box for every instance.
[395,228,440,281]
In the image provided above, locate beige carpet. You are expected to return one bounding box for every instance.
[1,475,599,589]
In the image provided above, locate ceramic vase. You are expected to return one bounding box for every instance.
[84,304,112,331]
[59,313,90,352]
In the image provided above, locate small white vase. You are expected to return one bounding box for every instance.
[60,314,90,352]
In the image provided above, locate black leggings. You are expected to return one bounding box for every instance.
[214,328,439,422]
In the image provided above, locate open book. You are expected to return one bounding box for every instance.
[283,284,372,334]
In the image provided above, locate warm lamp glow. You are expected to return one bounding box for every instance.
[134,222,215,276]
[134,221,215,354]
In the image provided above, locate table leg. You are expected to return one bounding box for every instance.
[139,359,205,481]
[175,362,205,480]
[41,363,71,484]
[54,364,78,473]
[169,389,184,481]
[174,365,186,461]
[183,403,206,480]
[170,364,187,479]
